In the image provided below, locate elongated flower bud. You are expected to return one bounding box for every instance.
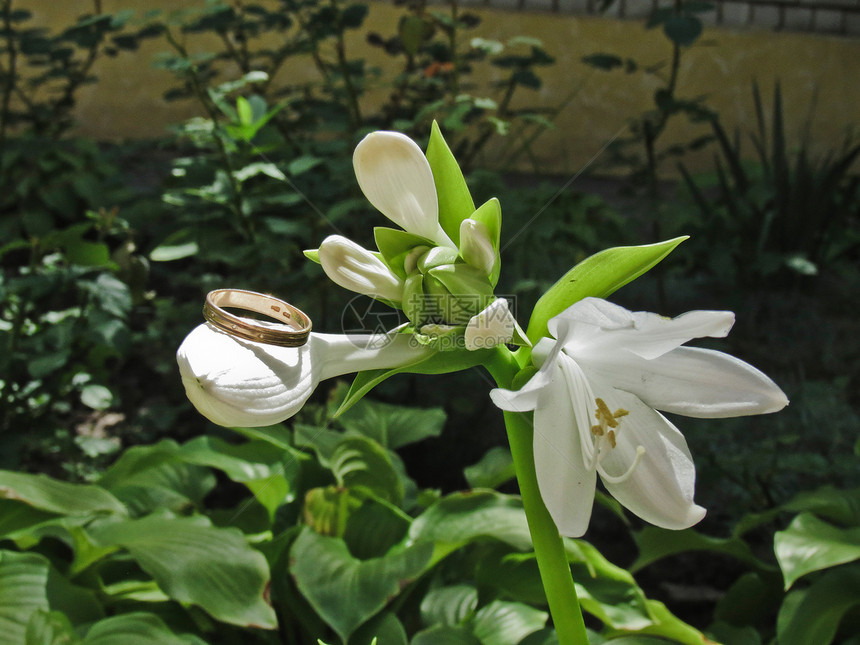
[318,235,404,302]
[459,218,496,277]
[465,298,515,350]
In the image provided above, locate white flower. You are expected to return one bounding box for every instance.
[177,323,430,427]
[353,131,455,248]
[465,298,515,350]
[318,235,404,302]
[491,297,788,537]
[459,218,496,277]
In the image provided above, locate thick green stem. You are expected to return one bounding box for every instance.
[486,349,590,645]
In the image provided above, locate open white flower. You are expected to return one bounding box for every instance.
[353,131,455,248]
[491,297,788,537]
[177,323,430,427]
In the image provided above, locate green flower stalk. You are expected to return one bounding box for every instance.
[177,124,789,644]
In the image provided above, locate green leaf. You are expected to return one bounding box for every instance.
[331,436,404,505]
[0,471,126,516]
[290,527,433,643]
[336,398,446,450]
[526,237,687,343]
[776,564,860,645]
[631,526,774,575]
[421,585,479,626]
[470,600,547,645]
[80,384,114,411]
[236,96,253,126]
[410,491,533,552]
[0,500,59,540]
[426,121,475,245]
[412,625,481,645]
[775,513,860,589]
[87,513,276,629]
[25,610,78,645]
[464,447,515,490]
[149,229,199,262]
[81,612,208,645]
[0,551,49,645]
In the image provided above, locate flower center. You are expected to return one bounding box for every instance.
[587,397,645,484]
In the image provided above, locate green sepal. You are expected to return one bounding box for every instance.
[334,348,495,417]
[426,121,475,246]
[526,236,688,343]
[374,227,433,275]
[304,249,321,264]
[426,264,495,325]
[417,247,460,273]
[403,273,425,325]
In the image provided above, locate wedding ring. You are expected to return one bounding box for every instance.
[203,289,312,347]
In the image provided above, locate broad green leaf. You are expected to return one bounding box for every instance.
[708,621,762,645]
[567,541,652,631]
[45,563,104,624]
[713,572,783,628]
[81,612,208,645]
[0,471,126,517]
[470,600,547,645]
[426,121,475,245]
[412,625,482,645]
[334,348,492,417]
[0,500,58,540]
[631,526,774,575]
[96,442,214,516]
[336,398,446,450]
[464,447,515,490]
[0,551,50,645]
[420,585,479,626]
[350,611,408,645]
[776,564,860,645]
[25,610,78,645]
[290,527,433,643]
[782,486,860,527]
[476,552,546,607]
[331,436,404,505]
[526,238,687,342]
[343,498,410,560]
[410,491,532,552]
[88,513,276,629]
[775,512,860,589]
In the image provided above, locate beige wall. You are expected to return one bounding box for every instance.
[26,1,860,175]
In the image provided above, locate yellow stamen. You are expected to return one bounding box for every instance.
[607,429,616,448]
[591,425,604,436]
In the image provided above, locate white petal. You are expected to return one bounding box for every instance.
[489,338,560,412]
[558,298,735,360]
[593,386,706,530]
[353,131,454,247]
[533,359,598,538]
[464,298,515,351]
[580,346,789,418]
[548,297,634,341]
[176,323,320,427]
[318,235,404,301]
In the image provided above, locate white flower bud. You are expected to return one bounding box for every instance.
[318,235,404,302]
[459,218,496,277]
[464,298,515,351]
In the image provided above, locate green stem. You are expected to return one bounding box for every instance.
[485,349,590,645]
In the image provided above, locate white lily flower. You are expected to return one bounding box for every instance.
[353,131,455,248]
[459,218,496,277]
[465,298,515,351]
[491,297,788,537]
[177,324,430,427]
[318,235,404,302]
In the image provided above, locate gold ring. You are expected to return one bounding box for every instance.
[203,289,312,347]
